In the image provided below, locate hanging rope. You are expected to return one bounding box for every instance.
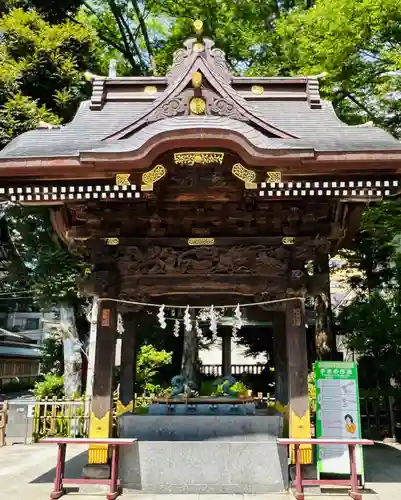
[96,296,304,309]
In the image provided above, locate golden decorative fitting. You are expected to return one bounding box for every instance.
[116,400,134,416]
[193,42,205,53]
[188,237,215,246]
[174,152,224,166]
[282,236,295,245]
[193,19,203,35]
[141,164,166,191]
[251,85,264,95]
[105,237,119,246]
[88,411,111,464]
[190,97,206,115]
[266,171,282,183]
[192,71,202,89]
[115,173,131,186]
[144,85,157,95]
[232,163,257,189]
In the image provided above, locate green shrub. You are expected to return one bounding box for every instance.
[33,374,64,399]
[136,344,172,394]
[199,379,250,397]
[230,381,249,397]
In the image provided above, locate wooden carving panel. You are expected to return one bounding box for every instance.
[118,245,288,276]
[69,200,335,240]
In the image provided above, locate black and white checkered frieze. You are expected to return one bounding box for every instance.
[0,183,140,203]
[259,179,399,198]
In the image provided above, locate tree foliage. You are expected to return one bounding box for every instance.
[0,6,96,315]
[273,0,401,136]
[0,7,97,147]
[336,200,401,387]
[339,285,401,387]
[135,344,172,394]
[3,205,83,307]
[39,330,64,376]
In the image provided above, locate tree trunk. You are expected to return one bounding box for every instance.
[60,303,82,398]
[181,321,198,383]
[314,254,335,359]
[315,293,332,359]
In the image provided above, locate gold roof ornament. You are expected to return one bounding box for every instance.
[192,71,202,89]
[251,85,264,95]
[105,237,120,246]
[232,163,257,189]
[193,19,203,36]
[193,42,205,53]
[141,164,167,191]
[282,237,295,245]
[188,237,215,246]
[144,85,157,95]
[190,97,206,115]
[115,173,131,186]
[266,171,282,183]
[174,152,224,165]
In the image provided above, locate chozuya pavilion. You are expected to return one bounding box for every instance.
[0,20,400,494]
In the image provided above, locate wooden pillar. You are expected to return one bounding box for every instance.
[117,315,136,416]
[85,300,118,476]
[273,312,288,410]
[285,298,312,464]
[222,331,232,377]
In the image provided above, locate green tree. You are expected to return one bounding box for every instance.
[1,0,82,22]
[70,1,317,76]
[272,0,401,136]
[336,200,401,389]
[0,7,98,147]
[39,330,64,376]
[0,7,99,396]
[2,204,88,397]
[339,285,401,388]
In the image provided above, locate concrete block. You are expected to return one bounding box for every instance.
[119,415,288,494]
[119,414,283,442]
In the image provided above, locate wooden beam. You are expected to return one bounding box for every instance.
[77,236,330,247]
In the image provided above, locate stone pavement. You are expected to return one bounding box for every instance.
[0,442,400,500]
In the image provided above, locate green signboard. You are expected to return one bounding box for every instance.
[315,361,364,479]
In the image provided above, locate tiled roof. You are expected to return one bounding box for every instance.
[0,36,400,161]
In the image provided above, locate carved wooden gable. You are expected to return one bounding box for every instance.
[108,35,296,140]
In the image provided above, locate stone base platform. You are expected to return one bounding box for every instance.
[119,414,288,494]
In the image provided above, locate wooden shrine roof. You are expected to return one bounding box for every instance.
[1,34,401,169]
